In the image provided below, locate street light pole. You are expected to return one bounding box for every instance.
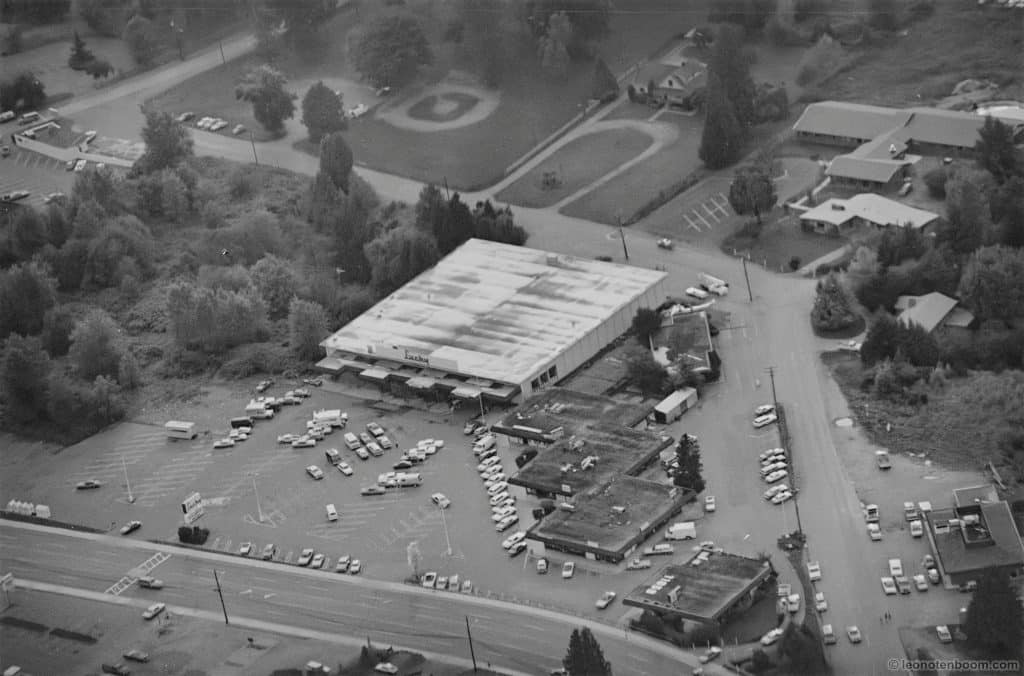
[477,393,486,422]
[251,474,265,523]
[122,455,134,504]
[439,503,452,556]
[249,131,259,165]
[213,569,229,625]
[465,616,479,673]
[742,256,753,302]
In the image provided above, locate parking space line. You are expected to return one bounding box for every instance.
[693,209,713,229]
[702,203,722,222]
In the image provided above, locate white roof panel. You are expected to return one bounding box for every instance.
[322,239,667,384]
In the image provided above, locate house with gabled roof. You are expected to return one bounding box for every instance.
[798,194,938,236]
[896,292,975,335]
[632,59,707,106]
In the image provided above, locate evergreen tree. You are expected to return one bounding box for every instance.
[136,108,194,174]
[860,313,900,366]
[68,31,95,69]
[319,132,354,192]
[728,165,777,224]
[673,433,706,492]
[975,116,1021,183]
[699,72,743,169]
[964,570,1023,660]
[0,334,51,425]
[709,23,756,129]
[940,171,992,255]
[591,56,618,101]
[563,627,612,676]
[301,81,346,144]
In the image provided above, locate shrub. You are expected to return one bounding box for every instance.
[795,35,846,86]
[789,256,802,271]
[810,273,859,331]
[924,167,949,198]
[69,309,125,381]
[198,265,254,292]
[41,306,76,357]
[165,280,268,354]
[218,343,293,379]
[83,216,155,289]
[228,166,258,200]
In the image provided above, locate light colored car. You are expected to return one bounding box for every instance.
[358,432,374,445]
[910,520,924,537]
[936,625,952,643]
[310,553,325,569]
[839,339,862,352]
[277,434,299,444]
[460,579,472,593]
[138,576,164,589]
[761,628,784,646]
[759,447,785,461]
[123,648,149,662]
[484,474,507,488]
[502,531,527,549]
[347,103,369,118]
[704,495,716,512]
[335,555,351,573]
[814,591,828,612]
[508,540,528,557]
[431,493,451,509]
[232,124,246,135]
[481,466,502,479]
[74,158,88,172]
[487,482,508,495]
[807,561,822,581]
[209,119,228,131]
[366,422,385,437]
[120,520,142,535]
[496,514,519,531]
[355,447,370,460]
[765,470,788,483]
[754,404,776,416]
[305,465,324,480]
[753,412,779,428]
[764,483,789,500]
[365,442,384,457]
[477,457,500,470]
[344,432,361,450]
[142,602,166,620]
[261,544,276,560]
[374,662,398,674]
[421,571,437,588]
[685,286,709,300]
[492,506,516,522]
[912,574,928,591]
[699,646,722,663]
[292,437,316,448]
[228,429,247,441]
[348,559,362,574]
[176,111,194,122]
[306,427,327,440]
[337,461,353,476]
[847,626,862,644]
[822,624,837,645]
[378,435,393,449]
[489,491,510,506]
[771,490,793,505]
[761,461,787,474]
[881,576,898,595]
[596,591,617,609]
[786,593,800,613]
[867,523,882,541]
[297,548,314,566]
[213,438,235,449]
[239,542,253,555]
[561,561,575,579]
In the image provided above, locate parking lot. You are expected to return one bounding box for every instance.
[0,144,75,210]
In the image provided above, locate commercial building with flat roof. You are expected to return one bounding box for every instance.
[319,239,669,405]
[622,552,775,624]
[490,387,649,444]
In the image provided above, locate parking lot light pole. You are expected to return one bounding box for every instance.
[122,455,134,504]
[251,474,266,523]
[477,393,486,423]
[439,503,452,556]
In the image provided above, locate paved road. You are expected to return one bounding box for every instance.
[0,521,729,676]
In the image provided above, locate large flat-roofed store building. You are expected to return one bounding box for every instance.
[318,239,669,405]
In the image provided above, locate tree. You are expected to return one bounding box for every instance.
[235,64,296,134]
[41,305,75,357]
[10,207,48,261]
[991,176,1024,248]
[964,570,1023,660]
[907,244,960,297]
[166,280,268,353]
[860,313,900,366]
[83,216,155,289]
[708,0,773,34]
[287,297,328,362]
[0,334,51,425]
[68,30,95,69]
[957,245,1024,322]
[415,184,447,234]
[563,627,612,676]
[258,0,330,45]
[876,226,926,268]
[810,273,859,332]
[117,351,141,389]
[975,116,1021,183]
[354,16,432,88]
[923,166,950,198]
[301,81,345,144]
[591,57,618,101]
[80,0,127,37]
[319,132,354,192]
[0,72,46,112]
[624,347,668,397]
[433,194,476,255]
[940,171,992,255]
[136,108,194,174]
[123,13,159,66]
[69,309,125,381]
[363,226,441,293]
[538,12,572,80]
[631,308,661,346]
[673,433,706,492]
[845,246,880,292]
[728,165,777,224]
[709,23,756,129]
[0,261,57,340]
[699,72,743,169]
[251,254,299,319]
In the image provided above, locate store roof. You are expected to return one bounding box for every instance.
[322,239,667,385]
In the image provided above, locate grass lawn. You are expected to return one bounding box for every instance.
[721,211,847,273]
[823,353,1024,474]
[810,4,1023,106]
[495,128,653,208]
[560,112,704,224]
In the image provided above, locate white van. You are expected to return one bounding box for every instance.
[326,504,338,521]
[664,521,697,540]
[324,448,341,465]
[473,435,496,454]
[245,400,273,418]
[397,473,422,487]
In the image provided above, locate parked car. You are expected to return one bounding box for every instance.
[305,465,324,480]
[366,442,384,457]
[347,103,369,119]
[807,561,822,581]
[122,649,150,662]
[358,432,374,445]
[361,485,386,496]
[138,576,164,589]
[349,559,361,574]
[786,593,800,613]
[421,571,437,588]
[626,558,652,570]
[704,495,716,512]
[239,542,253,556]
[699,646,722,664]
[508,541,528,557]
[76,479,102,490]
[910,520,924,537]
[846,626,862,644]
[431,493,451,509]
[764,483,789,500]
[310,553,325,569]
[277,434,299,444]
[367,422,385,437]
[120,520,142,535]
[496,514,519,531]
[685,286,709,300]
[867,523,883,541]
[814,591,828,612]
[293,387,311,398]
[595,591,617,609]
[335,555,351,573]
[489,491,510,506]
[232,124,246,135]
[561,561,575,579]
[373,663,398,675]
[880,577,897,595]
[536,558,548,574]
[292,437,317,449]
[502,531,526,549]
[771,490,793,505]
[753,412,779,428]
[393,460,413,470]
[754,404,776,416]
[822,624,837,645]
[256,379,273,393]
[142,603,165,620]
[765,470,788,483]
[936,625,952,643]
[297,548,314,566]
[355,447,370,460]
[912,574,928,591]
[261,544,276,560]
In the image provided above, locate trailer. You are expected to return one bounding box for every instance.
[165,420,197,440]
[313,409,347,428]
[652,388,698,424]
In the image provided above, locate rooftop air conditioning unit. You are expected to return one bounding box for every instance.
[831,203,845,211]
[962,514,980,525]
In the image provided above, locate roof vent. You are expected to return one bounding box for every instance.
[831,203,845,211]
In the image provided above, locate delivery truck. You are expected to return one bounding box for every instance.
[664,521,697,540]
[652,388,699,424]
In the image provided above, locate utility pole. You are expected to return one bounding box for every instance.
[617,213,629,261]
[251,474,265,523]
[122,455,134,504]
[477,393,486,422]
[213,569,229,625]
[767,366,804,538]
[465,616,479,673]
[249,131,259,165]
[219,40,226,65]
[741,256,753,302]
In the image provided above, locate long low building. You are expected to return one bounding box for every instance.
[318,239,669,405]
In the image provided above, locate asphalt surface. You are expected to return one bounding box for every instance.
[0,521,728,676]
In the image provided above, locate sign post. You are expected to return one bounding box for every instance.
[181,492,204,524]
